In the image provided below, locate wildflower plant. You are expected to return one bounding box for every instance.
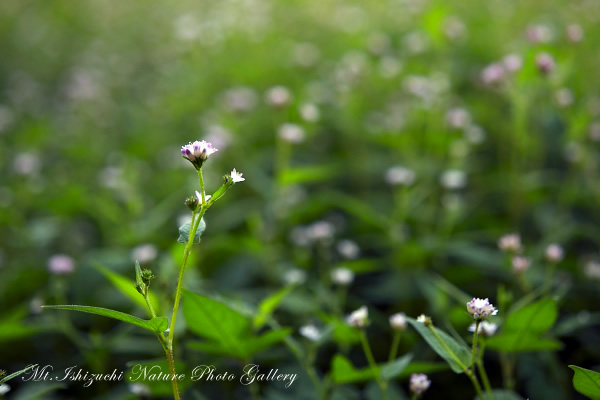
[43,140,244,400]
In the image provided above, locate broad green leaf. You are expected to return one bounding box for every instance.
[326,317,361,345]
[177,219,206,244]
[95,264,161,314]
[11,383,66,400]
[254,286,294,330]
[42,305,167,334]
[486,299,560,353]
[569,365,600,399]
[381,354,413,380]
[504,299,557,333]
[475,390,524,400]
[188,329,291,359]
[182,290,249,358]
[1,364,38,384]
[485,333,561,352]
[407,318,472,374]
[331,354,379,384]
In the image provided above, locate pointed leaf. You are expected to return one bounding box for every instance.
[407,317,472,374]
[381,354,413,380]
[134,261,144,289]
[0,364,38,384]
[95,264,161,314]
[253,286,294,330]
[569,365,600,399]
[177,219,206,244]
[42,305,167,334]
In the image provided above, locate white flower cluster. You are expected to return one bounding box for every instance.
[466,298,498,320]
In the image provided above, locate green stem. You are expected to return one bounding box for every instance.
[477,342,494,400]
[359,329,387,399]
[165,348,181,400]
[471,321,480,365]
[428,325,483,399]
[388,331,402,363]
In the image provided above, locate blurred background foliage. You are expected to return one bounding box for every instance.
[1,0,600,399]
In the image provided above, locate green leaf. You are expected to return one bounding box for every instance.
[1,364,38,384]
[407,318,472,374]
[505,299,557,332]
[279,164,340,184]
[253,286,294,330]
[381,354,413,380]
[95,264,161,314]
[12,383,67,400]
[486,299,560,353]
[42,305,167,334]
[188,329,291,359]
[134,260,144,289]
[177,219,206,244]
[485,333,561,352]
[331,354,379,384]
[569,365,600,399]
[475,390,524,400]
[182,290,249,358]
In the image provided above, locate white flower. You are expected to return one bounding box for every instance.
[336,239,360,260]
[131,244,158,264]
[307,221,335,241]
[481,63,505,86]
[230,168,245,183]
[331,267,354,286]
[512,256,531,273]
[468,321,498,337]
[283,268,306,285]
[566,24,584,42]
[300,103,320,122]
[194,191,212,204]
[466,298,498,320]
[299,324,322,342]
[278,123,305,144]
[416,314,431,325]
[48,254,75,275]
[385,166,416,186]
[265,85,292,107]
[498,233,522,253]
[347,306,369,328]
[129,383,151,396]
[389,312,407,331]
[503,54,523,72]
[584,261,600,279]
[445,107,471,129]
[410,373,431,395]
[0,383,10,395]
[545,244,564,263]
[181,140,218,168]
[440,169,467,189]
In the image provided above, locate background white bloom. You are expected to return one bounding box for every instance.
[347,306,368,328]
[48,254,75,275]
[265,85,292,107]
[278,123,305,144]
[498,233,522,253]
[410,373,431,395]
[389,312,407,331]
[131,244,158,264]
[468,321,498,336]
[385,166,416,186]
[440,169,467,189]
[336,239,360,259]
[545,244,564,263]
[0,383,11,395]
[331,267,354,286]
[512,256,531,273]
[299,324,322,342]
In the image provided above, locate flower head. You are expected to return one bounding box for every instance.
[545,244,564,263]
[410,373,431,395]
[416,314,432,327]
[536,52,555,75]
[468,321,498,337]
[331,267,354,286]
[0,383,10,396]
[389,312,407,331]
[299,324,322,342]
[48,254,75,275]
[181,140,218,169]
[466,298,498,320]
[512,256,531,273]
[347,306,369,328]
[498,233,521,253]
[229,168,245,183]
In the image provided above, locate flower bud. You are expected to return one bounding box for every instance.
[347,306,369,328]
[498,233,521,253]
[185,194,200,212]
[141,269,156,287]
[389,312,407,331]
[512,256,531,273]
[416,314,432,327]
[545,244,564,263]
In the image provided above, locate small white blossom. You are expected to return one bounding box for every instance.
[331,267,354,286]
[440,169,467,190]
[468,321,498,337]
[265,86,292,107]
[0,384,10,396]
[195,191,212,204]
[410,373,431,395]
[503,54,523,72]
[555,88,574,107]
[308,221,335,241]
[347,306,369,328]
[299,324,322,342]
[221,86,258,113]
[446,108,471,129]
[466,298,498,320]
[181,140,218,168]
[131,244,158,264]
[498,233,522,253]
[230,168,245,183]
[545,244,564,263]
[283,268,306,285]
[278,123,305,143]
[300,103,320,122]
[584,261,600,279]
[566,24,584,42]
[336,239,360,260]
[481,63,505,86]
[416,314,431,325]
[385,166,416,186]
[48,254,75,275]
[512,256,531,273]
[13,152,40,176]
[389,312,407,331]
[129,383,151,396]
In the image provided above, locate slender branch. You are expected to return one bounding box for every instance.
[477,342,494,400]
[359,329,388,399]
[388,331,402,363]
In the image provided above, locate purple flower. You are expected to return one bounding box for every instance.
[466,298,498,320]
[48,254,75,275]
[536,52,555,75]
[181,140,218,169]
